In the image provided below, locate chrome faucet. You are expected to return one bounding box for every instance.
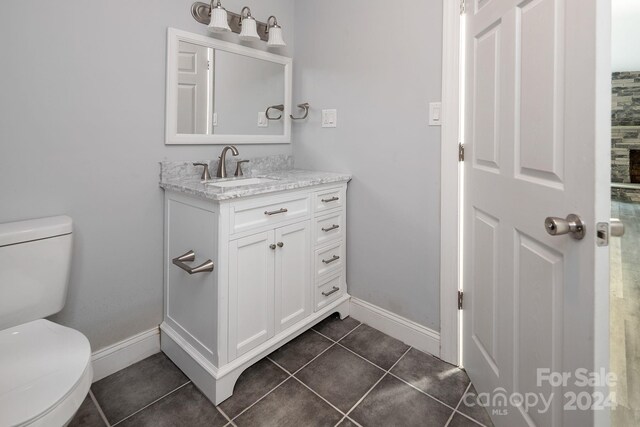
[216,145,239,178]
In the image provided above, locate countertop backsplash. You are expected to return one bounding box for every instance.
[159,154,294,183]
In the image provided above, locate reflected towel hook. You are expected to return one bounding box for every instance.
[290,102,310,120]
[265,104,284,120]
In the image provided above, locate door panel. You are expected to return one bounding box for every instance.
[515,232,564,427]
[462,0,609,426]
[517,0,564,185]
[471,208,499,375]
[177,41,212,134]
[274,221,311,332]
[473,22,501,172]
[228,231,275,359]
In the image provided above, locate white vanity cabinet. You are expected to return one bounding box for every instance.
[228,220,311,359]
[160,182,349,405]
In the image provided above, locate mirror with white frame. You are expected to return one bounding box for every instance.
[166,28,292,145]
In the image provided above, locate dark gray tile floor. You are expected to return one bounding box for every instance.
[70,314,492,427]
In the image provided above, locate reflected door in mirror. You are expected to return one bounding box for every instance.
[177,41,213,134]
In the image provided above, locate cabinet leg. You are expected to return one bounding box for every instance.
[337,298,351,320]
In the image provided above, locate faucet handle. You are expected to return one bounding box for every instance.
[193,163,211,181]
[234,160,250,177]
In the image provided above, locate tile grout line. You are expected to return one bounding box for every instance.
[230,342,338,421]
[334,416,347,427]
[386,370,459,412]
[110,381,191,426]
[216,404,235,426]
[332,415,365,427]
[89,389,111,427]
[290,375,347,416]
[333,339,462,413]
[454,383,472,412]
[314,323,462,416]
[312,321,362,345]
[444,382,472,427]
[341,346,413,424]
[270,329,371,426]
[450,382,490,427]
[453,409,489,427]
[228,321,473,426]
[228,375,291,422]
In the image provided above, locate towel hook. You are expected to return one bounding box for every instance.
[265,104,284,120]
[290,103,310,120]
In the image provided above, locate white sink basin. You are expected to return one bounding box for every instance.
[206,177,279,189]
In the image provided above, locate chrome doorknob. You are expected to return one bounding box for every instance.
[610,218,625,237]
[544,214,585,240]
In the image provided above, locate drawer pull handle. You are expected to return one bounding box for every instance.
[321,224,340,232]
[322,255,340,264]
[172,250,214,275]
[265,208,288,216]
[321,196,339,203]
[322,286,340,297]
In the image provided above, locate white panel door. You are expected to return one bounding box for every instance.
[177,41,212,134]
[228,231,275,359]
[274,221,312,333]
[462,0,609,426]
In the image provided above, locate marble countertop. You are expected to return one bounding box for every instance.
[160,168,352,202]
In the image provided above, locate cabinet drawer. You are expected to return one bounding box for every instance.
[315,274,345,311]
[314,187,345,213]
[230,193,310,235]
[315,240,345,279]
[314,211,344,247]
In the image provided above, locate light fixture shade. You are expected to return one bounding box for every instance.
[239,17,260,41]
[267,26,286,47]
[208,7,231,32]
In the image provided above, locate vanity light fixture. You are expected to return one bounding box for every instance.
[191,2,285,48]
[208,1,231,33]
[238,7,260,41]
[266,16,286,47]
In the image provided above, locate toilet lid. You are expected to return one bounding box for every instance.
[0,319,91,426]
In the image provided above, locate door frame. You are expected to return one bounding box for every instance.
[439,0,463,366]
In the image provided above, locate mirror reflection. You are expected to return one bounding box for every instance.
[176,41,285,136]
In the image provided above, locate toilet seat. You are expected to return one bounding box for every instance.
[0,319,93,427]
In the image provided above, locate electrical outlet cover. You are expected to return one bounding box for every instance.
[322,109,337,128]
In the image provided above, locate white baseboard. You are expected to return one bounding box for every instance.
[349,297,441,357]
[91,326,161,382]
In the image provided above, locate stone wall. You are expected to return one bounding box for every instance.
[612,72,640,201]
[611,127,640,183]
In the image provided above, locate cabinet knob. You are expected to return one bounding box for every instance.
[269,244,277,250]
[277,242,284,248]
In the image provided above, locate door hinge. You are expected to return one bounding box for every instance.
[458,290,464,310]
[458,143,465,162]
[460,0,466,15]
[207,60,211,70]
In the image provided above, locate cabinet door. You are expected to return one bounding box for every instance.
[228,230,275,359]
[274,221,311,333]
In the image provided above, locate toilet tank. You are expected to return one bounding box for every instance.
[0,216,73,331]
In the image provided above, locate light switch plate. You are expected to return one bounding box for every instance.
[429,102,442,126]
[322,109,337,128]
[258,112,268,127]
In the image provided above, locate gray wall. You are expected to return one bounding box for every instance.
[0,0,294,351]
[292,0,443,331]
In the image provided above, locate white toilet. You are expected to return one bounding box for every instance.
[0,216,93,427]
